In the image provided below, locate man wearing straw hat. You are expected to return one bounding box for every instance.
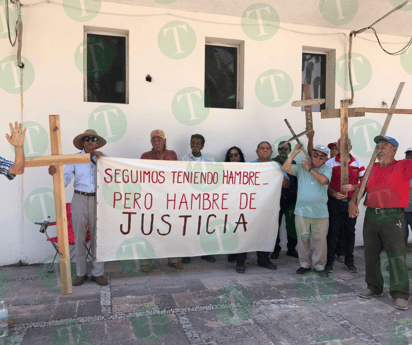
[48,129,108,286]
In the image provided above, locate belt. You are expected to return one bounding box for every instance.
[367,207,402,214]
[75,190,96,197]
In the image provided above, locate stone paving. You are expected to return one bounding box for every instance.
[1,248,412,344]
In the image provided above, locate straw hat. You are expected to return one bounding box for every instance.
[73,129,106,150]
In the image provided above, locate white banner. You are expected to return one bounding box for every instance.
[95,158,283,262]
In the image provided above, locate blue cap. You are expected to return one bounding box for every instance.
[374,135,399,148]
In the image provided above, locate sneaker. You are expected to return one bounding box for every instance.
[228,254,236,263]
[258,261,278,270]
[316,270,329,278]
[236,263,245,274]
[395,298,409,310]
[286,250,299,258]
[296,267,311,275]
[344,263,358,273]
[72,275,87,286]
[336,255,344,263]
[91,276,108,286]
[325,262,334,273]
[359,289,383,299]
[181,257,191,264]
[201,255,216,263]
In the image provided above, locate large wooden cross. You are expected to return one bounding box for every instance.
[321,82,412,199]
[25,115,90,295]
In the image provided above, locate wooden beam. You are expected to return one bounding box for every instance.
[321,108,365,119]
[291,98,325,107]
[25,154,90,167]
[49,115,72,295]
[355,107,412,115]
[303,84,313,131]
[356,83,405,206]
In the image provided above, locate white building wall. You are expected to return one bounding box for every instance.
[1,1,411,265]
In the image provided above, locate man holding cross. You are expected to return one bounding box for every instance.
[49,129,108,287]
[1,122,26,179]
[349,135,412,310]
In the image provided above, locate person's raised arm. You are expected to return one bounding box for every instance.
[282,143,303,175]
[7,122,26,175]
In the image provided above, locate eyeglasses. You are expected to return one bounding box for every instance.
[83,136,98,142]
[313,153,327,159]
[278,147,289,152]
[229,153,239,158]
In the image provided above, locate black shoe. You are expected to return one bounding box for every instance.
[181,257,191,264]
[236,263,245,274]
[258,261,277,270]
[296,267,311,275]
[201,255,216,263]
[286,250,299,258]
[325,262,334,273]
[228,254,236,263]
[270,250,280,260]
[345,262,358,273]
[316,270,329,278]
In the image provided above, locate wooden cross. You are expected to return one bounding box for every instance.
[284,119,312,164]
[25,115,90,295]
[292,84,325,131]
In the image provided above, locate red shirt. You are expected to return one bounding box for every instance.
[141,150,178,161]
[363,160,412,208]
[325,153,365,199]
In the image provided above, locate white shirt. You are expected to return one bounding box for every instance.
[179,152,215,162]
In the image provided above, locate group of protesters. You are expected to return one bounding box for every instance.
[2,122,412,311]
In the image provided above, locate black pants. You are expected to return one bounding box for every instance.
[236,252,270,265]
[326,198,357,264]
[274,200,298,254]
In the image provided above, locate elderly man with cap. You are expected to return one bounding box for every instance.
[49,129,108,286]
[141,129,183,269]
[324,138,365,274]
[349,136,412,310]
[282,143,332,278]
[327,142,338,159]
[404,147,412,248]
[1,122,26,179]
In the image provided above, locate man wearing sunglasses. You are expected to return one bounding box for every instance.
[1,122,26,180]
[48,129,108,287]
[282,143,332,278]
